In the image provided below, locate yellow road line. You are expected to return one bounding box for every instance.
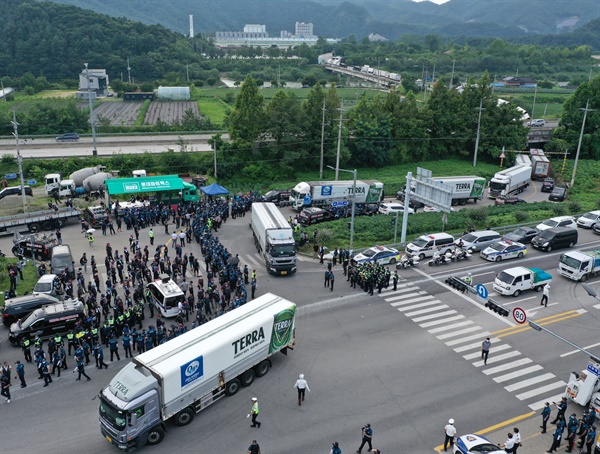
[494,312,584,338]
[492,310,579,335]
[433,412,536,452]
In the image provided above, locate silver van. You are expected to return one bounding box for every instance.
[51,245,75,278]
[406,232,455,260]
[458,230,502,252]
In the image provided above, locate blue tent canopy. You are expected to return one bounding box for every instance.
[200,182,229,196]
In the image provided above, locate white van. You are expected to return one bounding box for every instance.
[145,274,185,317]
[405,232,455,260]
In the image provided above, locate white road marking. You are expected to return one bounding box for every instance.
[463,344,511,359]
[427,320,474,333]
[436,326,484,340]
[528,393,566,411]
[504,373,556,392]
[493,365,544,383]
[515,381,566,400]
[396,300,441,312]
[405,304,449,317]
[445,332,492,346]
[412,310,457,322]
[560,342,600,357]
[419,315,465,328]
[472,350,521,367]
[482,358,533,375]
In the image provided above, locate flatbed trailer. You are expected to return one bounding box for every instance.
[0,207,81,235]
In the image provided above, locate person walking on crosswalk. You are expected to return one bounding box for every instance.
[481,338,491,365]
[541,283,550,307]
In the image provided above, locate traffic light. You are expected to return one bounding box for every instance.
[485,299,509,317]
[391,218,396,227]
[445,276,466,292]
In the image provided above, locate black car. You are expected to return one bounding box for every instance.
[541,178,555,192]
[2,294,60,327]
[0,186,33,199]
[298,207,332,226]
[261,190,291,206]
[549,186,568,202]
[494,196,526,206]
[503,227,539,244]
[395,190,425,209]
[55,132,79,142]
[11,232,57,260]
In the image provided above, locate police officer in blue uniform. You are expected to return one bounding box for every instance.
[357,424,373,453]
[108,336,120,361]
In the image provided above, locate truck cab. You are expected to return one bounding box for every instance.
[45,173,61,195]
[565,360,600,409]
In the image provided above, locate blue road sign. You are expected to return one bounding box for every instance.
[332,201,348,207]
[476,284,489,300]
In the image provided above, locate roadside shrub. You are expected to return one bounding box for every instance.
[567,201,582,214]
[551,204,567,216]
[467,206,489,225]
[514,211,530,223]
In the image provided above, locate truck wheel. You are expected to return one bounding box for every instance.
[146,426,165,445]
[254,360,270,377]
[581,274,588,282]
[513,290,521,297]
[28,223,40,232]
[175,407,195,426]
[535,286,543,292]
[241,369,255,387]
[42,220,53,230]
[225,378,241,396]
[35,253,43,261]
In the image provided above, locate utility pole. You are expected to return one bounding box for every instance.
[213,140,218,179]
[319,99,326,180]
[473,98,484,167]
[11,109,27,213]
[334,100,344,181]
[449,59,455,90]
[570,99,595,187]
[85,63,98,157]
[127,57,132,84]
[531,86,537,119]
[186,64,190,82]
[1,81,7,102]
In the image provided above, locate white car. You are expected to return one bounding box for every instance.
[351,245,400,265]
[378,203,414,215]
[422,205,455,212]
[480,240,527,262]
[577,210,600,228]
[454,434,506,454]
[527,119,546,127]
[536,215,577,232]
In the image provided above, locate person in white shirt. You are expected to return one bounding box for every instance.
[294,374,310,406]
[444,419,457,452]
[500,432,515,453]
[512,427,521,454]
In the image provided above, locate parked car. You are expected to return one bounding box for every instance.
[480,240,527,262]
[576,210,600,228]
[536,216,577,231]
[55,132,80,142]
[503,227,538,244]
[351,245,401,266]
[0,186,33,199]
[457,230,502,252]
[527,119,546,127]
[548,186,568,202]
[378,203,414,215]
[541,178,555,192]
[454,433,506,454]
[593,222,600,235]
[494,196,526,206]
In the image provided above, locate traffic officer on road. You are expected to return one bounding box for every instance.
[357,423,373,453]
[294,374,311,406]
[15,361,26,388]
[21,337,32,363]
[250,397,261,428]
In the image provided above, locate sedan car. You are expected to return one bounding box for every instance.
[454,434,506,454]
[56,132,80,142]
[536,216,577,231]
[548,185,568,202]
[480,240,527,262]
[378,203,414,215]
[494,196,526,206]
[351,245,400,266]
[541,178,555,192]
[503,227,538,244]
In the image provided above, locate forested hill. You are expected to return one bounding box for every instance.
[0,0,204,79]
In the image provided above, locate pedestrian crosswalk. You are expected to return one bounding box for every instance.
[377,284,566,411]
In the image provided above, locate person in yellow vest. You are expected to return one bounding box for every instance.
[66,331,76,355]
[88,233,94,249]
[249,397,261,428]
[148,228,154,245]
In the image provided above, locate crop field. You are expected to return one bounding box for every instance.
[94,102,142,126]
[144,101,201,125]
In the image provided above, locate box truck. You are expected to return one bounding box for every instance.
[251,202,297,275]
[558,249,600,282]
[488,165,531,198]
[290,180,384,211]
[99,293,296,451]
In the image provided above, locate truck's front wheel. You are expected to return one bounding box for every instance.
[146,426,165,445]
[580,274,588,282]
[175,407,195,426]
[225,378,241,396]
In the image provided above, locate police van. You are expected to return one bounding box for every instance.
[146,274,185,317]
[405,232,455,260]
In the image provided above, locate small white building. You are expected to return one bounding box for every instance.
[78,68,109,97]
[157,86,190,101]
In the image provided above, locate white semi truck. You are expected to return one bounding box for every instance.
[251,202,297,275]
[558,249,600,282]
[430,176,486,205]
[99,293,296,451]
[290,180,384,211]
[488,164,531,198]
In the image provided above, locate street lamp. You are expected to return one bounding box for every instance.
[582,283,599,300]
[327,165,357,250]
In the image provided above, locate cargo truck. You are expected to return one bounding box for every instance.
[0,207,81,235]
[558,249,600,282]
[290,180,384,211]
[493,266,552,297]
[430,176,486,205]
[251,203,297,275]
[531,154,551,180]
[488,165,531,198]
[565,359,600,411]
[99,293,296,451]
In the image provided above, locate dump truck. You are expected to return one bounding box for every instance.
[251,202,297,275]
[99,293,296,451]
[558,249,600,282]
[290,180,384,211]
[488,165,531,198]
[493,266,552,297]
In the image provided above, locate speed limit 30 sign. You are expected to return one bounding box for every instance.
[513,307,527,324]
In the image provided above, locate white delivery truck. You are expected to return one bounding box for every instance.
[565,359,600,411]
[531,154,551,180]
[251,202,297,275]
[99,293,296,451]
[430,176,486,205]
[493,266,552,297]
[558,249,600,282]
[290,180,384,211]
[488,165,531,198]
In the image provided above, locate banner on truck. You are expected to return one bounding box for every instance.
[470,179,486,198]
[366,184,383,204]
[269,306,296,354]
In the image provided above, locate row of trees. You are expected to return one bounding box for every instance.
[217,73,530,180]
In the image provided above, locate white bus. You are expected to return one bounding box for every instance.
[146,275,185,317]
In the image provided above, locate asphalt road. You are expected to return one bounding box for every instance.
[0,210,599,453]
